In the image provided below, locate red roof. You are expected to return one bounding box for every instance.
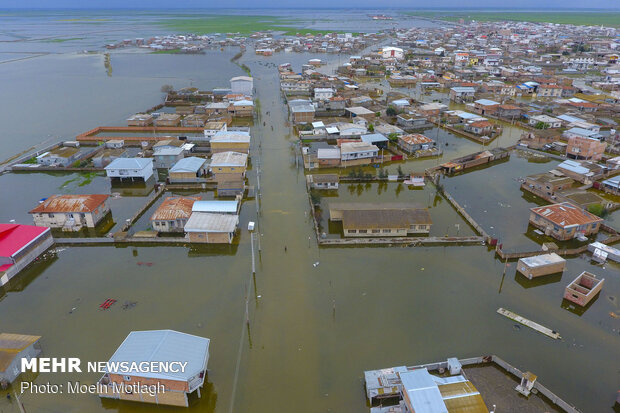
[0,224,50,258]
[530,202,602,227]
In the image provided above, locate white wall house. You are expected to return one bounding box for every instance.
[105,157,154,181]
[230,76,253,96]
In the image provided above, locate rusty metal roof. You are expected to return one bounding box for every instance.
[400,134,434,145]
[530,202,602,227]
[29,194,109,214]
[150,196,200,221]
[342,208,432,230]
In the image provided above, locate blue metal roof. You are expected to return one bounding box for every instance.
[360,133,388,144]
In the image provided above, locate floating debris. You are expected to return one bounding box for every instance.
[313,261,319,267]
[121,301,137,310]
[137,262,154,266]
[99,299,116,310]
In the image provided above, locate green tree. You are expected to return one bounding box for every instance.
[388,133,399,142]
[367,123,374,132]
[386,106,397,117]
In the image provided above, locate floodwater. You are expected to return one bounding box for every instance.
[1,11,619,413]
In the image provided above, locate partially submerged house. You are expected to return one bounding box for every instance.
[0,224,53,287]
[29,194,110,231]
[105,158,154,182]
[150,196,200,233]
[153,146,185,169]
[168,157,208,184]
[329,203,432,237]
[98,330,210,407]
[308,174,339,190]
[210,130,251,154]
[397,134,434,154]
[0,333,42,385]
[564,271,604,307]
[517,253,566,279]
[529,202,603,241]
[36,146,80,167]
[184,213,239,244]
[209,151,247,183]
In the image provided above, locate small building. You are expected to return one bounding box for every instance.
[127,113,153,127]
[182,114,209,127]
[397,113,429,129]
[340,142,379,166]
[464,120,493,136]
[105,139,125,149]
[398,134,434,154]
[98,330,210,407]
[563,127,602,141]
[290,102,315,124]
[151,196,200,232]
[203,121,227,140]
[185,213,239,243]
[496,104,522,119]
[168,157,208,183]
[153,146,184,169]
[29,194,110,231]
[529,202,603,241]
[210,151,248,183]
[210,131,251,154]
[360,133,389,150]
[345,106,376,121]
[517,253,566,279]
[0,224,53,287]
[36,146,80,167]
[314,88,334,100]
[381,46,404,60]
[309,174,339,190]
[105,158,154,182]
[329,203,432,237]
[528,115,562,129]
[566,136,606,161]
[317,147,341,168]
[217,180,244,197]
[0,333,42,385]
[92,148,127,168]
[473,99,500,115]
[230,76,253,96]
[564,271,604,307]
[523,173,574,197]
[230,99,254,117]
[556,159,607,184]
[155,113,181,127]
[449,86,476,101]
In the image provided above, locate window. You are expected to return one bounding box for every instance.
[49,213,54,218]
[372,229,380,233]
[382,229,391,233]
[359,229,367,234]
[123,376,131,381]
[348,230,356,234]
[419,225,427,230]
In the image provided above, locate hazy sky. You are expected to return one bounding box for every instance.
[3,1,619,9]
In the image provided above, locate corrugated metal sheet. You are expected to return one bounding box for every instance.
[105,330,209,381]
[184,213,238,233]
[151,196,199,221]
[29,194,108,213]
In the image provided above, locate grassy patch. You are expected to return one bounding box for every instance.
[151,48,183,54]
[405,11,620,27]
[156,15,355,35]
[42,37,84,43]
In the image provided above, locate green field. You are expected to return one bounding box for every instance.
[407,11,620,27]
[156,15,349,36]
[42,37,85,43]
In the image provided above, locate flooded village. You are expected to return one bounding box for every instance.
[0,8,619,413]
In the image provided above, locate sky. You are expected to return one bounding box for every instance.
[2,1,620,9]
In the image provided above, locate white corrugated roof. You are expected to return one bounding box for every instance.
[105,330,209,381]
[185,212,239,232]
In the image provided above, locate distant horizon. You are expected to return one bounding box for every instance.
[2,4,620,11]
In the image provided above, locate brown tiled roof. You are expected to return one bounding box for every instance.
[29,194,109,214]
[400,134,434,145]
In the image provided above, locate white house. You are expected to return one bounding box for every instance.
[203,121,227,140]
[381,46,404,60]
[105,157,154,181]
[230,76,253,96]
[528,115,562,129]
[314,88,335,100]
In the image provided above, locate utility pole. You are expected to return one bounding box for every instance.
[14,390,26,413]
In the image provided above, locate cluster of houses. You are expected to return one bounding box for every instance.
[105,33,245,52]
[252,31,385,55]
